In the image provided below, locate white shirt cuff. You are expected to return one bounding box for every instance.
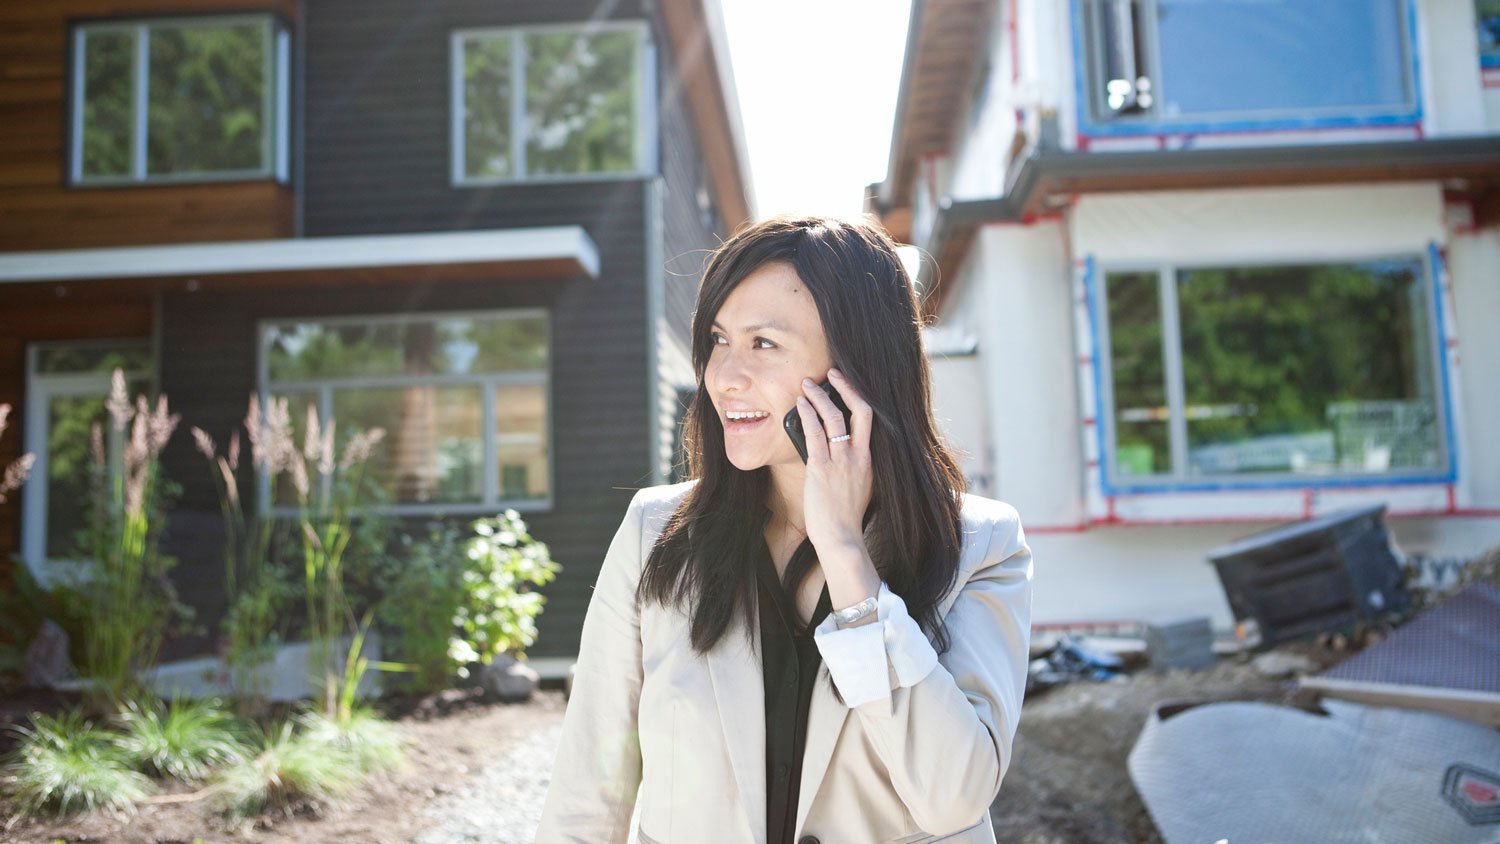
[813,583,940,707]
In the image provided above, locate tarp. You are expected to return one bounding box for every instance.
[1128,698,1500,843]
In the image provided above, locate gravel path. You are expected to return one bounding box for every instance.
[409,719,564,844]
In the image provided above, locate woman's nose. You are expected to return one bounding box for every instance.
[708,351,750,393]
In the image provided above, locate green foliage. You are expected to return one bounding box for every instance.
[210,718,360,820]
[295,707,404,776]
[453,510,560,667]
[79,373,187,707]
[376,521,469,694]
[3,710,153,819]
[112,696,248,782]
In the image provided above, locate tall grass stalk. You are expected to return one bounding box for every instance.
[4,710,153,819]
[0,403,36,505]
[81,371,181,707]
[192,399,294,715]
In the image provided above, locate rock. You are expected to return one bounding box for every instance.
[478,654,538,703]
[24,619,76,689]
[1252,651,1320,678]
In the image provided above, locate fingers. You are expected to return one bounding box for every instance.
[795,394,829,465]
[801,377,850,441]
[826,368,874,453]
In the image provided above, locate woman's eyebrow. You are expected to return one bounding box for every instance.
[711,318,796,335]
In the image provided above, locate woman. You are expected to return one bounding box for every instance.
[536,216,1032,844]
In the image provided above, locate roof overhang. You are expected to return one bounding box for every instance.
[660,0,755,230]
[920,137,1500,317]
[0,226,600,289]
[875,0,995,216]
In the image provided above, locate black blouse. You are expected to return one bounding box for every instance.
[756,521,833,844]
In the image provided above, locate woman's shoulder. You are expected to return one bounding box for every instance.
[956,493,1026,570]
[626,480,698,531]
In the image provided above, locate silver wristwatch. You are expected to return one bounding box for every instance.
[832,596,879,626]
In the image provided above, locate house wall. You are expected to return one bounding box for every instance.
[0,0,297,250]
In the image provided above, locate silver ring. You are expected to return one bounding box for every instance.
[829,434,852,443]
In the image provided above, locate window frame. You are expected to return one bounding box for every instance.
[449,19,657,187]
[67,13,290,186]
[1088,251,1456,494]
[1071,0,1422,138]
[256,308,554,516]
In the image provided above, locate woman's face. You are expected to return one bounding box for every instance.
[705,261,833,472]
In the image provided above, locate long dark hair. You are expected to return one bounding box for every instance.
[638,215,967,655]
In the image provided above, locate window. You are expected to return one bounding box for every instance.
[1479,1,1500,67]
[452,21,654,184]
[1098,257,1447,487]
[1079,0,1415,129]
[71,15,289,184]
[260,312,550,512]
[21,341,153,576]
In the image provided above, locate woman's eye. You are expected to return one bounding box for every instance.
[710,332,727,345]
[753,337,776,350]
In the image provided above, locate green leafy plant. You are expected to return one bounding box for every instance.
[210,718,360,820]
[3,710,153,819]
[112,695,248,781]
[452,510,560,671]
[377,521,468,694]
[294,705,404,776]
[79,371,186,707]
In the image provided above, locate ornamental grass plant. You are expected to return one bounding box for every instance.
[3,711,153,819]
[211,718,361,821]
[112,696,248,782]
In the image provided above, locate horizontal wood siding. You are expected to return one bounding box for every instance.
[0,0,297,251]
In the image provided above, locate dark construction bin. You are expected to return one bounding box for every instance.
[1207,505,1409,646]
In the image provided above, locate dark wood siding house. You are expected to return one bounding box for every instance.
[0,0,752,667]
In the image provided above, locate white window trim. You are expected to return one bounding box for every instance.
[70,13,290,186]
[256,308,554,516]
[1078,0,1418,127]
[20,340,154,587]
[1093,252,1452,491]
[450,19,656,187]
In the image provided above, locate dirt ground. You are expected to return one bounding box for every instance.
[1,642,1351,844]
[990,642,1345,844]
[0,687,567,844]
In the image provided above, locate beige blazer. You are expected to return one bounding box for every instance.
[536,481,1033,844]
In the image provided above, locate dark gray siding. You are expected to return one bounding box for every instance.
[152,0,672,661]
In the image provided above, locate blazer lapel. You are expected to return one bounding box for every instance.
[795,664,852,835]
[705,597,768,844]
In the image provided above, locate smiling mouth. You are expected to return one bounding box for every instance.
[723,409,773,432]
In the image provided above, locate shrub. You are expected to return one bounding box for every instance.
[112,696,248,781]
[210,718,360,820]
[454,510,560,669]
[295,707,405,775]
[3,710,152,818]
[377,521,468,694]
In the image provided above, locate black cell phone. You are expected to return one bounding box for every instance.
[783,378,854,464]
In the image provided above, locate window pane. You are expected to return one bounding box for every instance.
[1155,0,1409,117]
[268,317,545,381]
[334,387,483,505]
[147,22,266,175]
[36,344,151,374]
[524,29,638,176]
[1177,259,1439,477]
[1106,271,1170,477]
[463,35,515,179]
[81,29,135,179]
[1480,0,1500,64]
[496,383,548,501]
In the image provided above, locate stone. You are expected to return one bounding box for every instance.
[478,653,538,703]
[1252,651,1320,678]
[24,619,76,689]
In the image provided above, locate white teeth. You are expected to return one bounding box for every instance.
[727,410,769,421]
